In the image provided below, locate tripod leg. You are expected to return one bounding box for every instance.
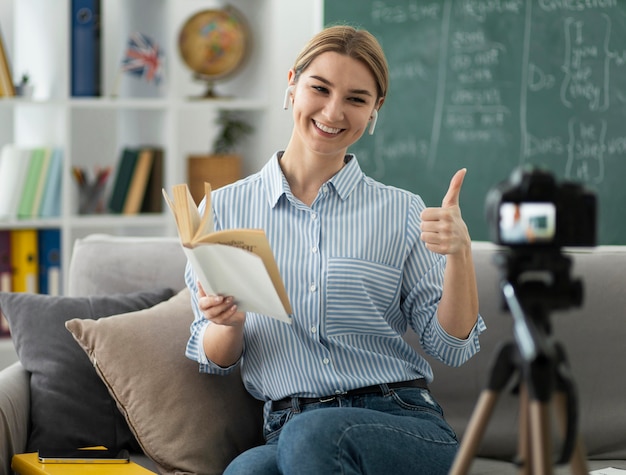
[449,390,500,475]
[553,392,589,475]
[517,384,531,475]
[529,400,553,475]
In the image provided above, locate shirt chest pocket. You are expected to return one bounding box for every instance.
[325,258,402,338]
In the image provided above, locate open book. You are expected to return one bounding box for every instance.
[163,182,292,323]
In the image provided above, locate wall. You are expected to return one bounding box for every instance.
[254,0,323,173]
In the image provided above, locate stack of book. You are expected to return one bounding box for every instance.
[0,145,63,220]
[108,146,163,214]
[0,228,62,337]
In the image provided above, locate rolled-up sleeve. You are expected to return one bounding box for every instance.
[184,260,239,375]
[422,312,486,367]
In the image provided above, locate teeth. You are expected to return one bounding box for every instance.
[315,121,341,134]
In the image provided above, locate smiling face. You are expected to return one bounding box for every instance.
[288,51,380,160]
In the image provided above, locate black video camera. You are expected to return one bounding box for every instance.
[485,167,597,248]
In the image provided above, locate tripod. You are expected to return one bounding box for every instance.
[449,249,589,475]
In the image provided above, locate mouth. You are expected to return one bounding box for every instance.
[313,120,343,135]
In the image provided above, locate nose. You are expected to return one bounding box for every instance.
[322,96,344,123]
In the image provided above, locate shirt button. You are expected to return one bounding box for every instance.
[310,284,317,292]
[311,246,318,253]
[322,358,330,365]
[310,326,317,334]
[311,213,318,220]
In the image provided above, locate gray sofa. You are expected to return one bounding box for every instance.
[1,234,626,474]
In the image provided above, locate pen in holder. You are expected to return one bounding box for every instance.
[73,166,111,214]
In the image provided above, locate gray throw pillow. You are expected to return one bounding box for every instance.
[0,288,174,452]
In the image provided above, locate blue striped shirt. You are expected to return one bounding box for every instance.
[185,152,485,403]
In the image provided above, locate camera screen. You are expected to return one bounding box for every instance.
[499,202,556,244]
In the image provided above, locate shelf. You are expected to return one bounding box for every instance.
[0,0,272,294]
[67,214,169,229]
[70,98,170,110]
[0,219,62,230]
[176,98,268,111]
[0,214,170,230]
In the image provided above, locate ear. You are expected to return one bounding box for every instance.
[368,98,384,135]
[368,108,378,135]
[283,70,297,110]
[283,85,295,110]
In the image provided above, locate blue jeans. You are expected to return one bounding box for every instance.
[224,385,459,475]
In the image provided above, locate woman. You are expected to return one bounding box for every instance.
[185,25,485,475]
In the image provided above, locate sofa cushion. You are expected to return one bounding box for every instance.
[67,235,186,297]
[66,288,265,475]
[427,244,626,461]
[0,288,174,453]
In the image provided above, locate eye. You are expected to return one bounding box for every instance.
[348,96,367,104]
[312,85,329,94]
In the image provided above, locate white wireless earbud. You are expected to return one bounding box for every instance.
[283,85,295,110]
[368,109,378,135]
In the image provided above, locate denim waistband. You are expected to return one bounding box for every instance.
[271,378,429,412]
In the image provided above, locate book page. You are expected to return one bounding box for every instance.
[191,228,292,315]
[184,245,292,323]
[192,182,213,241]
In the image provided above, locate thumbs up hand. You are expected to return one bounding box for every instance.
[420,168,471,255]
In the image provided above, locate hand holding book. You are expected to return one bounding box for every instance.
[163,183,292,323]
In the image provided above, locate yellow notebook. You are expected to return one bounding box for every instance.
[12,452,155,474]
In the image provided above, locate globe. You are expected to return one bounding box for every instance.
[178,7,250,97]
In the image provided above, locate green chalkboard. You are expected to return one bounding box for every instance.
[324,0,626,244]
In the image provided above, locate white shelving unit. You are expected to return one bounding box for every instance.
[0,0,273,292]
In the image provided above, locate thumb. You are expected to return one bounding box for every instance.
[442,168,467,208]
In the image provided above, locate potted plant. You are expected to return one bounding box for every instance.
[15,73,34,98]
[187,110,254,204]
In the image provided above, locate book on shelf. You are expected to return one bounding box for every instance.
[0,145,63,220]
[38,229,62,296]
[122,148,154,214]
[0,230,11,336]
[163,182,292,323]
[122,147,164,215]
[108,148,139,213]
[109,147,163,214]
[71,0,101,96]
[0,145,32,220]
[0,23,15,97]
[10,229,39,294]
[18,148,50,219]
[39,148,63,218]
[140,148,163,213]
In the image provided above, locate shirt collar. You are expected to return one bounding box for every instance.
[262,152,364,208]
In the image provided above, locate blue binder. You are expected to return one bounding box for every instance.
[38,229,62,296]
[71,0,101,96]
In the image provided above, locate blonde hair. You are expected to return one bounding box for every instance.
[292,25,389,102]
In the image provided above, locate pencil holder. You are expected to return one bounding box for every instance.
[78,182,107,214]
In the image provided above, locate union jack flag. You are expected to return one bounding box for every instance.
[120,32,163,84]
